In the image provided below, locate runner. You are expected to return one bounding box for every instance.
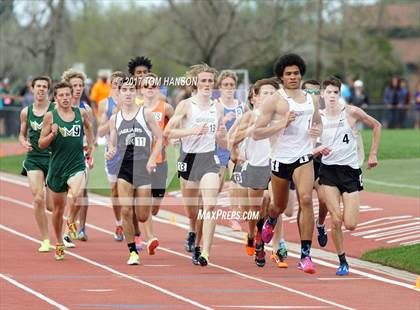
[106,76,163,265]
[61,69,95,245]
[316,76,381,275]
[140,73,175,255]
[127,56,152,106]
[19,76,54,253]
[215,70,246,232]
[230,78,281,267]
[164,63,227,266]
[39,81,94,260]
[301,79,329,247]
[253,53,322,274]
[97,71,125,242]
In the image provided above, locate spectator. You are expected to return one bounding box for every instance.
[90,70,111,119]
[19,76,34,108]
[350,80,369,109]
[383,77,403,128]
[398,79,410,128]
[415,83,420,129]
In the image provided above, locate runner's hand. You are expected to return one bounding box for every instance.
[147,158,157,174]
[286,111,296,126]
[22,140,33,152]
[223,112,235,124]
[105,147,116,160]
[194,123,208,135]
[367,154,378,169]
[51,124,58,137]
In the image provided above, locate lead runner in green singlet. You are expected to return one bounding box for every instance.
[18,76,54,253]
[39,81,94,261]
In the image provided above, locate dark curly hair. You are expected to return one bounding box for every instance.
[127,56,152,75]
[273,53,306,78]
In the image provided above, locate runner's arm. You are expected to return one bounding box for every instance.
[145,109,163,173]
[229,112,252,148]
[18,107,32,152]
[105,114,117,160]
[253,93,289,140]
[164,100,201,139]
[165,102,175,119]
[349,105,381,169]
[97,99,110,137]
[38,112,55,149]
[81,108,95,157]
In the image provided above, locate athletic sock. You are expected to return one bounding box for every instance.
[267,216,277,226]
[116,220,122,226]
[301,240,312,259]
[128,242,138,254]
[256,219,264,232]
[338,253,347,265]
[279,239,286,248]
[316,220,324,228]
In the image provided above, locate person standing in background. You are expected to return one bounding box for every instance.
[350,80,369,109]
[90,71,111,120]
[398,79,410,128]
[383,77,401,128]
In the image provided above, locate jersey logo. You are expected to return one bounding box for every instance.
[153,112,163,122]
[125,133,146,147]
[30,120,43,131]
[235,107,243,117]
[59,125,81,137]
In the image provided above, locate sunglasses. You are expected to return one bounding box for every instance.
[304,89,320,95]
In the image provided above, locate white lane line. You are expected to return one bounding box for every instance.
[213,306,331,309]
[0,273,69,310]
[364,226,420,239]
[376,230,420,241]
[0,175,417,291]
[352,223,420,237]
[0,225,213,310]
[0,196,353,310]
[387,234,420,244]
[364,179,420,190]
[355,218,419,231]
[357,216,412,227]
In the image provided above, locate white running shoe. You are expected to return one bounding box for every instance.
[63,235,76,248]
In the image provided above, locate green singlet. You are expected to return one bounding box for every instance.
[23,102,55,176]
[47,107,86,193]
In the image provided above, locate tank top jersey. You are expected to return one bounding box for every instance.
[181,99,218,154]
[320,108,359,169]
[115,106,152,163]
[270,88,314,164]
[245,110,270,167]
[105,97,118,143]
[26,102,55,157]
[50,107,85,171]
[149,100,167,163]
[219,98,245,131]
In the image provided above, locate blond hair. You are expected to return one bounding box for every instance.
[186,63,218,90]
[217,70,237,87]
[61,69,87,85]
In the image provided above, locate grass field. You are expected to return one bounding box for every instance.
[1,129,419,197]
[361,244,420,275]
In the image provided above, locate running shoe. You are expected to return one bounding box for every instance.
[114,225,124,241]
[261,219,275,243]
[230,219,242,232]
[135,235,143,251]
[270,248,288,268]
[278,243,288,259]
[254,242,266,267]
[198,252,209,267]
[78,228,88,241]
[67,221,78,240]
[336,263,349,276]
[245,234,255,256]
[147,237,159,255]
[55,244,65,261]
[63,235,75,248]
[127,251,140,265]
[192,246,201,265]
[317,224,328,247]
[298,256,316,274]
[38,239,51,253]
[184,231,196,253]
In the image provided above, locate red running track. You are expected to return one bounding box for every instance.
[0,176,419,310]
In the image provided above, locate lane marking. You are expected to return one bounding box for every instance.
[0,196,354,310]
[0,224,213,310]
[0,273,69,310]
[363,179,420,190]
[212,306,332,309]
